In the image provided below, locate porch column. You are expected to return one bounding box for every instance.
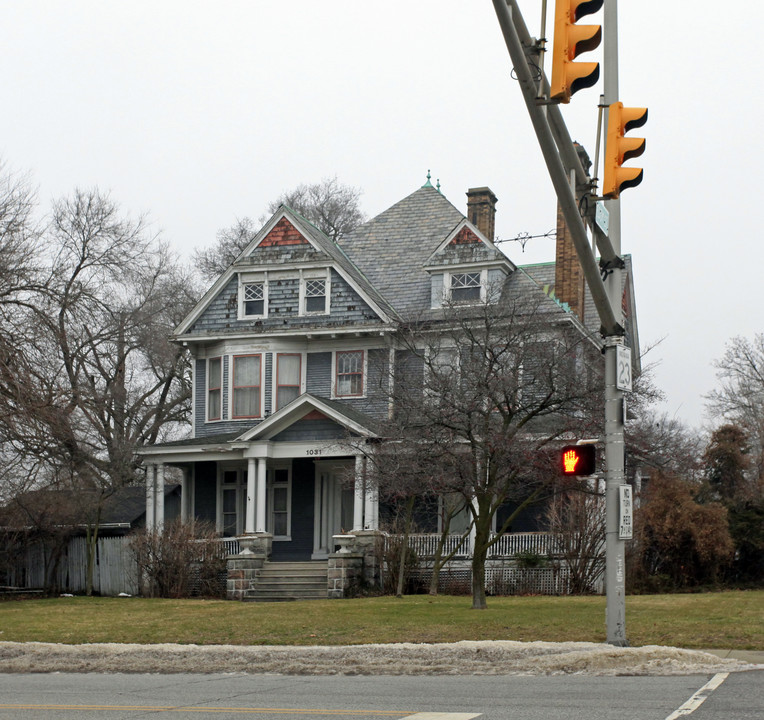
[255,458,267,533]
[245,458,256,534]
[180,467,190,524]
[363,482,378,531]
[155,463,165,533]
[352,455,364,532]
[145,464,156,531]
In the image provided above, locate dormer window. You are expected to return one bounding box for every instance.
[299,269,330,315]
[450,272,482,303]
[243,282,265,316]
[304,279,326,313]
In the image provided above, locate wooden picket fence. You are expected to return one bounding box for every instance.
[5,536,139,596]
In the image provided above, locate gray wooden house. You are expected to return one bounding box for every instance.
[138,180,639,599]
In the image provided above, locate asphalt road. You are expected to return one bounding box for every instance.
[1,671,762,719]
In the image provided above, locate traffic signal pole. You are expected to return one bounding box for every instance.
[492,0,629,645]
[602,0,628,646]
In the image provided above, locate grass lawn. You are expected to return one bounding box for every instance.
[0,590,761,649]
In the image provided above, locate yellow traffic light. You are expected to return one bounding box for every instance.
[550,0,603,103]
[603,102,648,199]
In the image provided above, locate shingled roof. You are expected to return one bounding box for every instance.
[338,185,466,314]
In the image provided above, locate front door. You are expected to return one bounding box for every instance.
[312,460,354,559]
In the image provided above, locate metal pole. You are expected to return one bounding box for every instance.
[602,0,628,647]
[491,0,621,336]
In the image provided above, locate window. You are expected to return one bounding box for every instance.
[276,353,301,409]
[207,357,222,421]
[450,272,482,303]
[221,469,241,537]
[304,278,327,313]
[335,350,365,397]
[242,281,265,317]
[232,354,261,419]
[268,466,291,539]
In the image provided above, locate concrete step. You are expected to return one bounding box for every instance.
[244,561,328,602]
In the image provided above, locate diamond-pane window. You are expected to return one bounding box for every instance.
[243,282,264,316]
[450,272,481,303]
[305,278,326,313]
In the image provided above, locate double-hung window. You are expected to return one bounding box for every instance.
[304,278,327,313]
[207,357,222,421]
[232,354,261,419]
[335,350,364,397]
[241,279,266,318]
[450,271,482,303]
[276,353,301,410]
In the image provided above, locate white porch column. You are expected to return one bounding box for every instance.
[352,455,364,532]
[145,464,156,531]
[155,463,165,533]
[363,480,378,531]
[180,467,190,524]
[245,458,256,534]
[255,458,267,533]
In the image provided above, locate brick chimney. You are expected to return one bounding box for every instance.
[466,187,498,241]
[554,143,591,322]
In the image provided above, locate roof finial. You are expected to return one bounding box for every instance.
[422,170,433,188]
[436,178,441,193]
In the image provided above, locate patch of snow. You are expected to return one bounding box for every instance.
[0,640,760,676]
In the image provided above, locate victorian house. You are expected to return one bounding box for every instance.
[138,179,639,599]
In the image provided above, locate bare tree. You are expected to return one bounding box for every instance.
[193,178,367,281]
[0,187,196,593]
[370,292,603,609]
[545,482,605,594]
[706,334,764,484]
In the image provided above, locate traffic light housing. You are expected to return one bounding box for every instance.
[561,444,597,476]
[603,102,648,198]
[550,0,603,103]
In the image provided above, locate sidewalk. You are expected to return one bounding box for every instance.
[700,649,764,665]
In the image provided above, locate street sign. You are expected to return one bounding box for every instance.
[616,344,632,392]
[596,201,609,235]
[619,485,633,539]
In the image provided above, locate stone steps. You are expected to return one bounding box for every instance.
[244,561,328,602]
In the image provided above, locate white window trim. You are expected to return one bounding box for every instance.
[273,351,306,410]
[424,345,460,405]
[230,353,264,420]
[268,462,292,541]
[331,349,367,399]
[298,268,331,316]
[206,356,223,422]
[444,268,488,305]
[217,467,244,536]
[238,273,269,320]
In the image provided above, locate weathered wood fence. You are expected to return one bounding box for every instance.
[5,536,139,596]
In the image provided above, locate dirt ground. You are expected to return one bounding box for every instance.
[0,640,760,676]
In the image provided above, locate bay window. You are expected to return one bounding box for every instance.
[232,354,262,419]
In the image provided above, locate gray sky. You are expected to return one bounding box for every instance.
[2,1,761,431]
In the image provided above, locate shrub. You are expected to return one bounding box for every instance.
[130,520,226,598]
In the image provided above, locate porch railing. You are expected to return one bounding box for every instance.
[385,532,558,559]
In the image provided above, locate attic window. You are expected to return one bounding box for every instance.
[450,272,481,303]
[243,282,265,317]
[304,279,326,313]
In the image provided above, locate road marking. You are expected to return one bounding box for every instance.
[664,672,729,719]
[0,705,404,716]
[404,715,482,719]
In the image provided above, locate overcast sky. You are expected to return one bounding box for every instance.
[2,1,761,432]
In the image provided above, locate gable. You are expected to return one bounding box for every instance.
[450,226,481,245]
[257,217,310,248]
